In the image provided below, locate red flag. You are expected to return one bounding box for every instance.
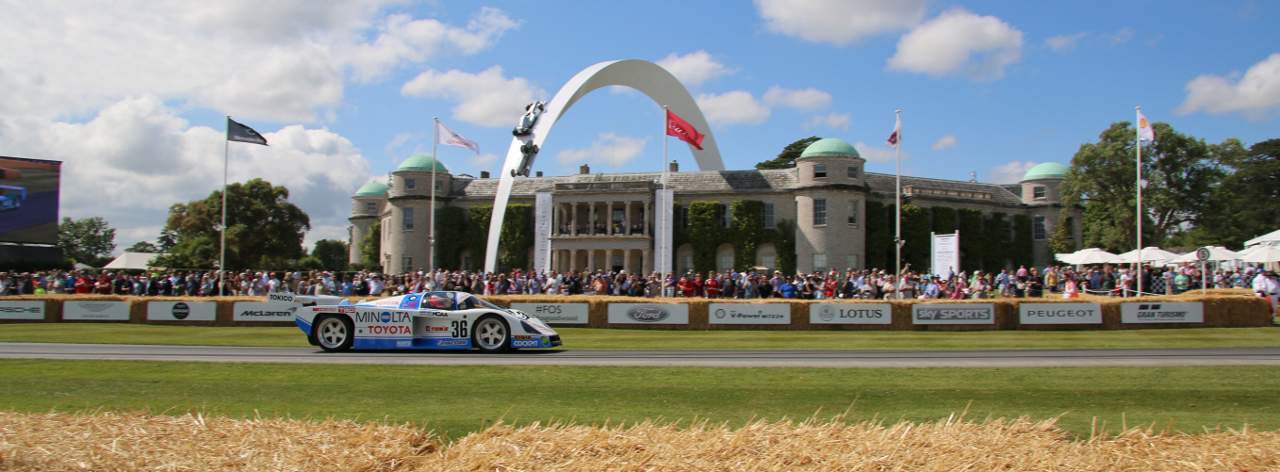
[666,109,704,150]
[886,114,901,147]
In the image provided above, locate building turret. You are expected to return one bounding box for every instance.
[383,154,451,274]
[793,138,866,272]
[1019,162,1067,205]
[349,180,388,266]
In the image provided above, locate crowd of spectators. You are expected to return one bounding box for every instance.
[2,264,1276,305]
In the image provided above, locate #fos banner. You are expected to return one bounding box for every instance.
[533,191,552,274]
[653,188,674,275]
[607,303,688,325]
[510,302,589,324]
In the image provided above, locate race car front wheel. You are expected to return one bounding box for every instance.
[471,316,510,353]
[315,316,353,352]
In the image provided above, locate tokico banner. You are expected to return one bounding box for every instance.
[912,303,994,325]
[1018,303,1102,325]
[709,303,790,324]
[1121,302,1204,324]
[511,302,589,324]
[607,303,688,325]
[809,303,892,324]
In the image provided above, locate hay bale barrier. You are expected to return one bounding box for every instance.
[0,292,1272,329]
[1,411,1277,470]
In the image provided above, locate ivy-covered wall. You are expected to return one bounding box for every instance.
[729,200,763,270]
[686,201,720,273]
[983,212,1011,270]
[433,204,534,272]
[901,204,930,271]
[864,201,890,270]
[930,207,957,234]
[767,219,796,275]
[1011,214,1033,269]
[957,209,984,271]
[434,207,468,270]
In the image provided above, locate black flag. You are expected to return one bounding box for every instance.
[227,117,268,146]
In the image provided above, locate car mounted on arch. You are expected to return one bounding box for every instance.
[271,291,561,353]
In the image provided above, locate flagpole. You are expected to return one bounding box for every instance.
[220,116,229,296]
[1135,106,1143,296]
[430,117,439,275]
[894,109,903,286]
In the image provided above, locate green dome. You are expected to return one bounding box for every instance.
[353,180,389,197]
[799,138,860,159]
[394,154,448,173]
[1021,162,1069,181]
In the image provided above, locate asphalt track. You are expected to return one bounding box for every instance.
[2,342,1280,368]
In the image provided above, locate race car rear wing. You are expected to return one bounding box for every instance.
[266,292,347,308]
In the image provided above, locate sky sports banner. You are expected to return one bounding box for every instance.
[1121,302,1204,324]
[0,300,45,320]
[607,303,688,325]
[62,300,130,321]
[233,301,299,322]
[809,303,892,325]
[708,303,790,324]
[1019,303,1102,325]
[146,301,217,321]
[0,156,62,245]
[912,303,995,325]
[511,302,589,324]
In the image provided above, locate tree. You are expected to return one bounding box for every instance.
[983,212,1010,270]
[901,204,930,271]
[687,201,720,272]
[125,240,160,253]
[360,219,382,271]
[310,239,348,270]
[58,217,116,266]
[156,178,310,270]
[756,136,821,169]
[1187,138,1279,247]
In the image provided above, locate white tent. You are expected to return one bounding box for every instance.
[1240,245,1280,263]
[1114,246,1181,264]
[1244,229,1280,247]
[1058,248,1121,265]
[102,252,164,270]
[1169,246,1241,263]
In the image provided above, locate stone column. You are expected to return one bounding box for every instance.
[587,250,595,272]
[588,203,596,235]
[607,202,614,235]
[625,201,634,235]
[644,201,652,236]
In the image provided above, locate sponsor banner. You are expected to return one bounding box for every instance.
[146,301,217,321]
[233,301,299,322]
[607,303,689,325]
[1121,302,1204,324]
[1019,303,1102,325]
[912,303,995,325]
[654,188,674,275]
[809,303,892,325]
[930,231,959,277]
[709,303,790,324]
[533,191,552,274]
[0,300,45,320]
[511,303,589,324]
[62,300,130,321]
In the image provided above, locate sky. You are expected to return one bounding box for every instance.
[1,0,1277,252]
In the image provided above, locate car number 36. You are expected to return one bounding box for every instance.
[450,320,468,338]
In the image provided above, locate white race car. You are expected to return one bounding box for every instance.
[273,291,562,353]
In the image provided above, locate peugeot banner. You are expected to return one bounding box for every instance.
[1018,303,1102,325]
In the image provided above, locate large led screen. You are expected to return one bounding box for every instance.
[0,156,62,244]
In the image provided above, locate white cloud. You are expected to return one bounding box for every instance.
[755,0,926,45]
[1045,32,1087,52]
[1108,27,1135,45]
[656,51,733,86]
[0,96,370,250]
[1177,53,1280,118]
[696,91,771,126]
[853,141,899,163]
[989,161,1039,184]
[887,9,1024,81]
[401,66,546,127]
[931,134,958,151]
[0,2,516,122]
[804,113,851,130]
[763,86,832,110]
[556,133,648,168]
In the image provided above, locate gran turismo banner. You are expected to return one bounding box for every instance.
[511,302,589,324]
[146,301,217,321]
[1121,302,1204,323]
[1018,303,1102,325]
[0,300,44,320]
[607,303,688,325]
[708,303,790,324]
[62,301,130,321]
[912,303,995,325]
[809,303,892,324]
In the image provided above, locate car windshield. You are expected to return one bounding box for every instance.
[459,293,504,311]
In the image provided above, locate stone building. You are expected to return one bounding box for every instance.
[349,138,1080,274]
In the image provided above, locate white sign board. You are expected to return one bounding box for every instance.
[233,301,299,322]
[511,302,589,324]
[0,300,45,320]
[63,300,130,321]
[930,231,960,277]
[1121,302,1204,324]
[146,301,217,321]
[809,303,892,324]
[533,191,552,274]
[708,303,790,324]
[607,303,688,325]
[653,188,674,275]
[912,303,994,325]
[1019,303,1102,324]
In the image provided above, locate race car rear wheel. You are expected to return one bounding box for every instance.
[315,316,353,352]
[471,316,510,353]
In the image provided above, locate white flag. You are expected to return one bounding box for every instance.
[887,114,901,147]
[1136,109,1155,143]
[436,120,479,154]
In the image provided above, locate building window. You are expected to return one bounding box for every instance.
[847,166,859,179]
[1033,215,1047,240]
[404,178,416,190]
[813,164,827,179]
[722,204,732,228]
[813,199,827,226]
[846,255,858,270]
[1033,186,1046,200]
[719,253,733,271]
[813,253,827,272]
[678,206,689,229]
[762,203,775,229]
[848,201,858,226]
[403,208,414,231]
[682,254,693,273]
[761,255,776,270]
[402,256,412,271]
[364,201,376,213]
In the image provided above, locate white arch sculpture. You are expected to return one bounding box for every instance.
[483,59,725,273]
